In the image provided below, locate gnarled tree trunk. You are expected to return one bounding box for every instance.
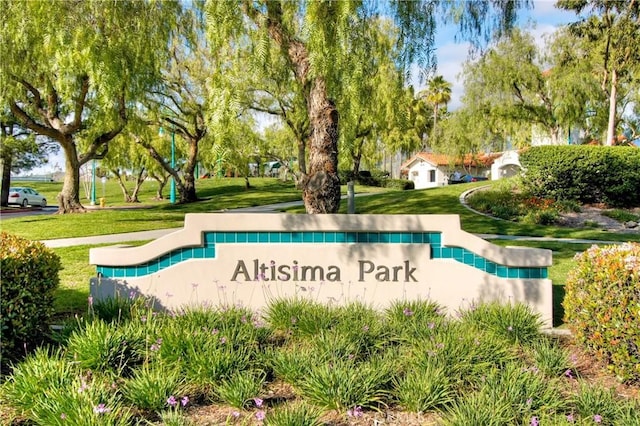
[57,140,85,213]
[302,78,340,214]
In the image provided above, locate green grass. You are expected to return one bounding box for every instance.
[52,241,148,321]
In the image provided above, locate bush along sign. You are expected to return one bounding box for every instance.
[89,214,553,327]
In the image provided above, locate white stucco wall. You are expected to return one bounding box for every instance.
[407,161,446,189]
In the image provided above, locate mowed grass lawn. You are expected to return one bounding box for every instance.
[3,177,639,325]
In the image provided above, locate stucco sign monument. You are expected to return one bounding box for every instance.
[90,213,553,326]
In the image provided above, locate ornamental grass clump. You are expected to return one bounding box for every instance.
[1,348,131,425]
[0,232,61,362]
[563,242,640,383]
[263,401,324,426]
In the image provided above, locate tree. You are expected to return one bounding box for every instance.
[558,0,640,145]
[0,114,57,206]
[206,0,529,213]
[419,75,452,135]
[1,1,180,212]
[459,28,599,147]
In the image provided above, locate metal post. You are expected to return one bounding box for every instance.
[90,159,96,205]
[347,181,355,214]
[170,130,176,204]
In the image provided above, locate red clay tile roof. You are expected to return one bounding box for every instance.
[401,152,502,170]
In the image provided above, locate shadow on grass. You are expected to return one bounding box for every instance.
[553,284,566,328]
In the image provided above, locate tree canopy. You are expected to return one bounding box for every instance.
[1,0,180,212]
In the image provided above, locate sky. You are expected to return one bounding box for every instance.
[423,0,579,110]
[27,0,580,176]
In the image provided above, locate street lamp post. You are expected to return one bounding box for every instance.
[159,125,177,204]
[90,159,96,205]
[170,130,176,204]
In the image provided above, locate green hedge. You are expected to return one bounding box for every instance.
[519,146,640,208]
[1,232,61,362]
[563,243,640,383]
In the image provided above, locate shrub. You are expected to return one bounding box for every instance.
[0,232,61,362]
[384,179,414,190]
[520,145,640,208]
[563,243,640,382]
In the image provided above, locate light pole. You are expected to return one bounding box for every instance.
[170,129,176,204]
[159,125,177,204]
[90,159,96,205]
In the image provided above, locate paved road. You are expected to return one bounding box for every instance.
[0,206,58,219]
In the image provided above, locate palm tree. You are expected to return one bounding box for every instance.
[420,75,452,134]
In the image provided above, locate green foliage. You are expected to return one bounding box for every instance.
[263,402,324,426]
[571,383,625,426]
[520,146,640,208]
[0,348,131,425]
[65,320,147,378]
[527,338,573,378]
[479,362,567,419]
[393,364,455,413]
[457,301,543,345]
[214,370,265,408]
[2,299,639,424]
[441,392,514,426]
[384,178,415,190]
[121,364,183,411]
[563,242,640,383]
[0,232,61,361]
[296,355,394,411]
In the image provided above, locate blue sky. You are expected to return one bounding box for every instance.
[428,0,579,109]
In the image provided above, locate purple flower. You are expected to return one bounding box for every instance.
[88,296,93,306]
[255,410,266,421]
[594,414,602,423]
[181,396,189,407]
[566,413,575,423]
[290,316,297,324]
[232,411,240,418]
[403,307,414,316]
[220,337,227,344]
[211,328,219,335]
[347,406,363,418]
[530,416,539,426]
[428,322,435,329]
[526,398,532,406]
[564,369,574,379]
[93,403,110,414]
[60,413,67,419]
[254,397,264,408]
[167,395,178,407]
[362,325,369,332]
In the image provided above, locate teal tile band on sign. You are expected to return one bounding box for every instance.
[95,231,547,281]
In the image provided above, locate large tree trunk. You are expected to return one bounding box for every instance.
[302,78,340,214]
[605,69,617,146]
[179,139,199,203]
[1,156,11,207]
[57,141,85,213]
